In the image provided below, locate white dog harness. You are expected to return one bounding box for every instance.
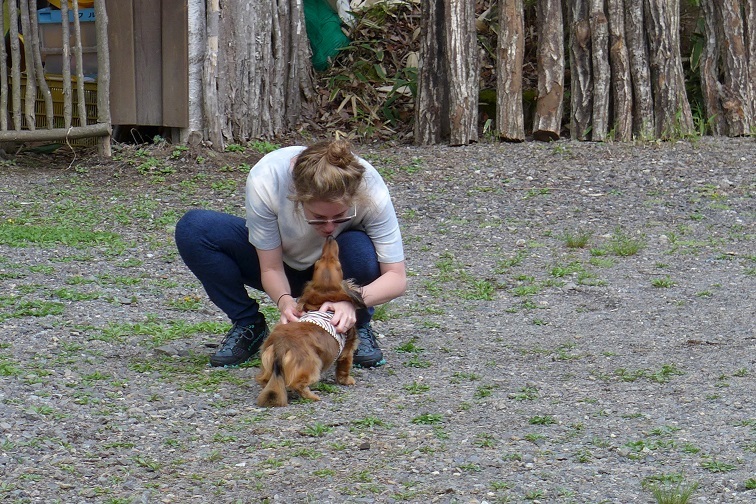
[299,310,346,356]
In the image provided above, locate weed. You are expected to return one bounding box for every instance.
[699,459,736,473]
[372,303,391,321]
[403,355,431,368]
[574,448,593,463]
[450,372,480,383]
[395,337,424,354]
[132,456,161,472]
[608,227,646,256]
[495,252,526,273]
[224,143,246,153]
[474,433,497,448]
[563,229,593,248]
[648,481,699,504]
[473,384,497,399]
[524,489,545,500]
[510,386,539,401]
[303,422,333,437]
[523,432,547,442]
[651,276,676,288]
[249,140,280,154]
[528,415,557,425]
[411,413,444,425]
[352,416,388,429]
[403,381,429,394]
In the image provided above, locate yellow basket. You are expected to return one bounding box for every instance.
[13,74,98,144]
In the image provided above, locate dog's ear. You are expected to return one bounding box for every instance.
[342,280,367,309]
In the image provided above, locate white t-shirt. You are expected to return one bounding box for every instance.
[245,146,405,271]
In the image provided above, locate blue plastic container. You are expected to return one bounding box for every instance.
[37,7,96,24]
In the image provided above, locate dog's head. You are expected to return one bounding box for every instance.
[299,236,366,311]
[311,235,343,289]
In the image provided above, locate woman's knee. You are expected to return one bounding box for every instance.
[336,230,380,282]
[175,209,210,250]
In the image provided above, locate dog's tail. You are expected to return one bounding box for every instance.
[257,347,288,407]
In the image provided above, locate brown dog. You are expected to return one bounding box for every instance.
[256,236,365,407]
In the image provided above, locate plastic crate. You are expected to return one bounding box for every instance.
[14,74,99,144]
[37,7,98,76]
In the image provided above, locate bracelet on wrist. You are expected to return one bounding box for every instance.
[276,293,292,308]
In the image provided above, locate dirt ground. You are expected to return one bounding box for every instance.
[0,137,754,503]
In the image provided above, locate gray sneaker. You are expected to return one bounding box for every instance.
[209,320,269,367]
[353,323,385,368]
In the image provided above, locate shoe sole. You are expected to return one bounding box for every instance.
[353,357,386,369]
[208,351,260,368]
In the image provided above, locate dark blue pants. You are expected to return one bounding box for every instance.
[175,209,380,327]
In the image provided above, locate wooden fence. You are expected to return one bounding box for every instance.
[417,0,755,145]
[0,0,111,154]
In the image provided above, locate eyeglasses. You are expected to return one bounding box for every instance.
[304,206,357,226]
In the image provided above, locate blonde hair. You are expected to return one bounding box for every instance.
[290,139,365,207]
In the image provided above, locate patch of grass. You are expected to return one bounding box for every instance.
[528,415,557,425]
[303,422,333,437]
[495,251,526,273]
[352,416,389,430]
[403,355,431,368]
[411,413,444,425]
[563,229,593,248]
[510,385,539,401]
[249,140,281,154]
[651,276,676,288]
[395,337,424,354]
[613,364,685,383]
[95,318,229,346]
[167,295,204,311]
[642,474,698,504]
[0,297,65,321]
[403,381,429,394]
[607,227,646,256]
[473,384,497,399]
[699,458,736,473]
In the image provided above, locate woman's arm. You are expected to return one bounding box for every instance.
[257,246,300,324]
[361,261,407,307]
[321,260,406,333]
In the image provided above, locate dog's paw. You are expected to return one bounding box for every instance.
[337,376,356,386]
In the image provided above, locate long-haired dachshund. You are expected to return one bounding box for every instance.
[256,236,366,407]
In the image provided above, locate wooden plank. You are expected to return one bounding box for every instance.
[134,0,162,125]
[105,0,137,124]
[0,122,111,141]
[161,0,188,127]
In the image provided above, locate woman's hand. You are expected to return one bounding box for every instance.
[318,300,357,333]
[278,296,302,324]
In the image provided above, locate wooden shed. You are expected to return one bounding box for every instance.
[105,0,189,131]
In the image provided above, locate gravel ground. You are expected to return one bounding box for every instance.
[0,137,754,503]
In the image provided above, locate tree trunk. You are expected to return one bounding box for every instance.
[415,0,478,146]
[718,0,751,136]
[533,0,564,141]
[445,0,479,146]
[569,0,592,140]
[624,0,654,137]
[183,0,206,143]
[496,0,525,142]
[607,0,632,141]
[699,0,726,135]
[745,0,756,122]
[415,0,449,145]
[643,0,693,138]
[589,0,610,140]
[205,0,314,149]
